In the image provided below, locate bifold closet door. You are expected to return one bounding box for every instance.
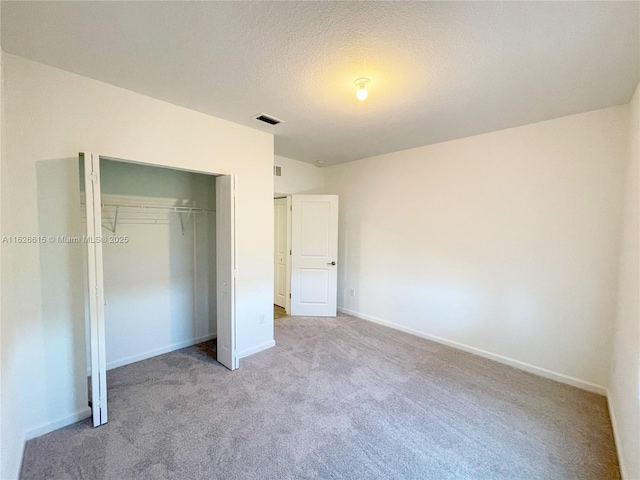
[216,174,238,370]
[82,152,108,426]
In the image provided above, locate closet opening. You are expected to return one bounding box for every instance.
[80,153,237,427]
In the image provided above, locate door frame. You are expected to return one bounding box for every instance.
[286,195,292,314]
[273,195,292,314]
[81,152,239,426]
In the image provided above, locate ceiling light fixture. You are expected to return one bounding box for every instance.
[354,78,370,101]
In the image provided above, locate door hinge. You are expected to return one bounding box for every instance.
[289,293,291,299]
[289,249,292,255]
[90,172,98,183]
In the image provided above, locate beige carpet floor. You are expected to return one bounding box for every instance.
[20,312,619,479]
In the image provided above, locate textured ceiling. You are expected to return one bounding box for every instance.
[2,1,639,166]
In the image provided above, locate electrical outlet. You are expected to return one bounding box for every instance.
[350,288,356,297]
[259,314,266,324]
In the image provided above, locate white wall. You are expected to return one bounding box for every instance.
[99,160,216,370]
[325,105,628,392]
[609,83,640,480]
[272,155,324,310]
[1,11,27,479]
[274,155,324,195]
[0,54,274,479]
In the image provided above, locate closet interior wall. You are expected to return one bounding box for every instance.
[89,159,217,370]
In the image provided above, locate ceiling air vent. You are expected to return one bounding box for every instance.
[253,113,285,126]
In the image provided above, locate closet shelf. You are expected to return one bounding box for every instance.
[100,203,215,214]
[99,203,215,235]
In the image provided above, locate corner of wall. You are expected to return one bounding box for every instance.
[24,408,91,442]
[273,154,326,195]
[607,389,628,480]
[607,80,640,480]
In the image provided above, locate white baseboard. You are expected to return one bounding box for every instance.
[607,392,628,480]
[338,307,607,396]
[24,407,92,441]
[106,333,217,371]
[238,340,276,359]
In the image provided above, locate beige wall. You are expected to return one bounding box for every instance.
[325,105,628,392]
[609,82,640,480]
[274,155,325,195]
[0,6,27,478]
[0,54,274,479]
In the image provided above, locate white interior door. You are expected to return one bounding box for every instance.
[274,198,288,309]
[290,195,339,317]
[216,174,238,370]
[82,152,108,427]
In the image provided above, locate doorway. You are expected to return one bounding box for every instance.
[274,197,290,312]
[273,194,339,318]
[80,152,237,427]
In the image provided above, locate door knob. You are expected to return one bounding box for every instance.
[328,261,336,266]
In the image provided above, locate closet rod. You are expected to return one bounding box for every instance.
[100,203,215,214]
